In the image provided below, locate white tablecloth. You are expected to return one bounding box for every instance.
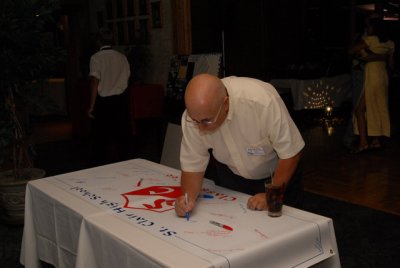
[270,74,352,110]
[21,159,340,268]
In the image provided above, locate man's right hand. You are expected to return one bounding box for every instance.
[175,194,195,217]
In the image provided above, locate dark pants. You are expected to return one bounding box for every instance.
[91,91,133,165]
[343,68,364,148]
[211,160,304,208]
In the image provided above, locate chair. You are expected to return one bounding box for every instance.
[128,84,166,155]
[160,123,182,170]
[129,83,165,135]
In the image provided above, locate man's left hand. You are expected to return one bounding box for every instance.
[247,193,267,210]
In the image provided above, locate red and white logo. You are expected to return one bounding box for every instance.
[122,186,181,213]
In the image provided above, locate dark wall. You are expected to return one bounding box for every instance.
[191,0,223,54]
[223,0,269,79]
[191,0,354,81]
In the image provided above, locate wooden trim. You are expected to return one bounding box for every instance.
[172,0,192,54]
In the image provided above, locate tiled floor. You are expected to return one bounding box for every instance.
[299,109,400,216]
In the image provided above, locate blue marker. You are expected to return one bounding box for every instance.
[201,194,214,199]
[185,193,190,221]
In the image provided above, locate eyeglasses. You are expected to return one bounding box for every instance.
[186,101,225,126]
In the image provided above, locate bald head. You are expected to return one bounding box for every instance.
[185,74,226,114]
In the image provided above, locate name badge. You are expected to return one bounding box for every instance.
[246,147,265,156]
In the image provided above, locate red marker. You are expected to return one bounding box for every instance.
[209,220,233,231]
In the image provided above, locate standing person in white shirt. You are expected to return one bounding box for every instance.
[88,28,132,165]
[175,74,305,216]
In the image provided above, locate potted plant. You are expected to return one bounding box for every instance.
[0,0,64,224]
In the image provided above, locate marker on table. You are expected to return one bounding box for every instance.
[185,193,190,221]
[209,220,233,231]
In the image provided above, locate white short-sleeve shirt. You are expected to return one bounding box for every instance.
[89,46,130,97]
[180,76,305,180]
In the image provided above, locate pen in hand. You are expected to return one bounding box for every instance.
[185,193,190,221]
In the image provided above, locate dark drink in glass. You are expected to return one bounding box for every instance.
[265,184,284,217]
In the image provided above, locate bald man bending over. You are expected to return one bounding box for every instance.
[175,74,305,217]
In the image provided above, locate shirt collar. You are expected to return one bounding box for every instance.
[222,79,233,122]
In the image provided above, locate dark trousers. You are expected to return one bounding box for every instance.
[212,161,304,208]
[91,91,133,165]
[343,69,364,148]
